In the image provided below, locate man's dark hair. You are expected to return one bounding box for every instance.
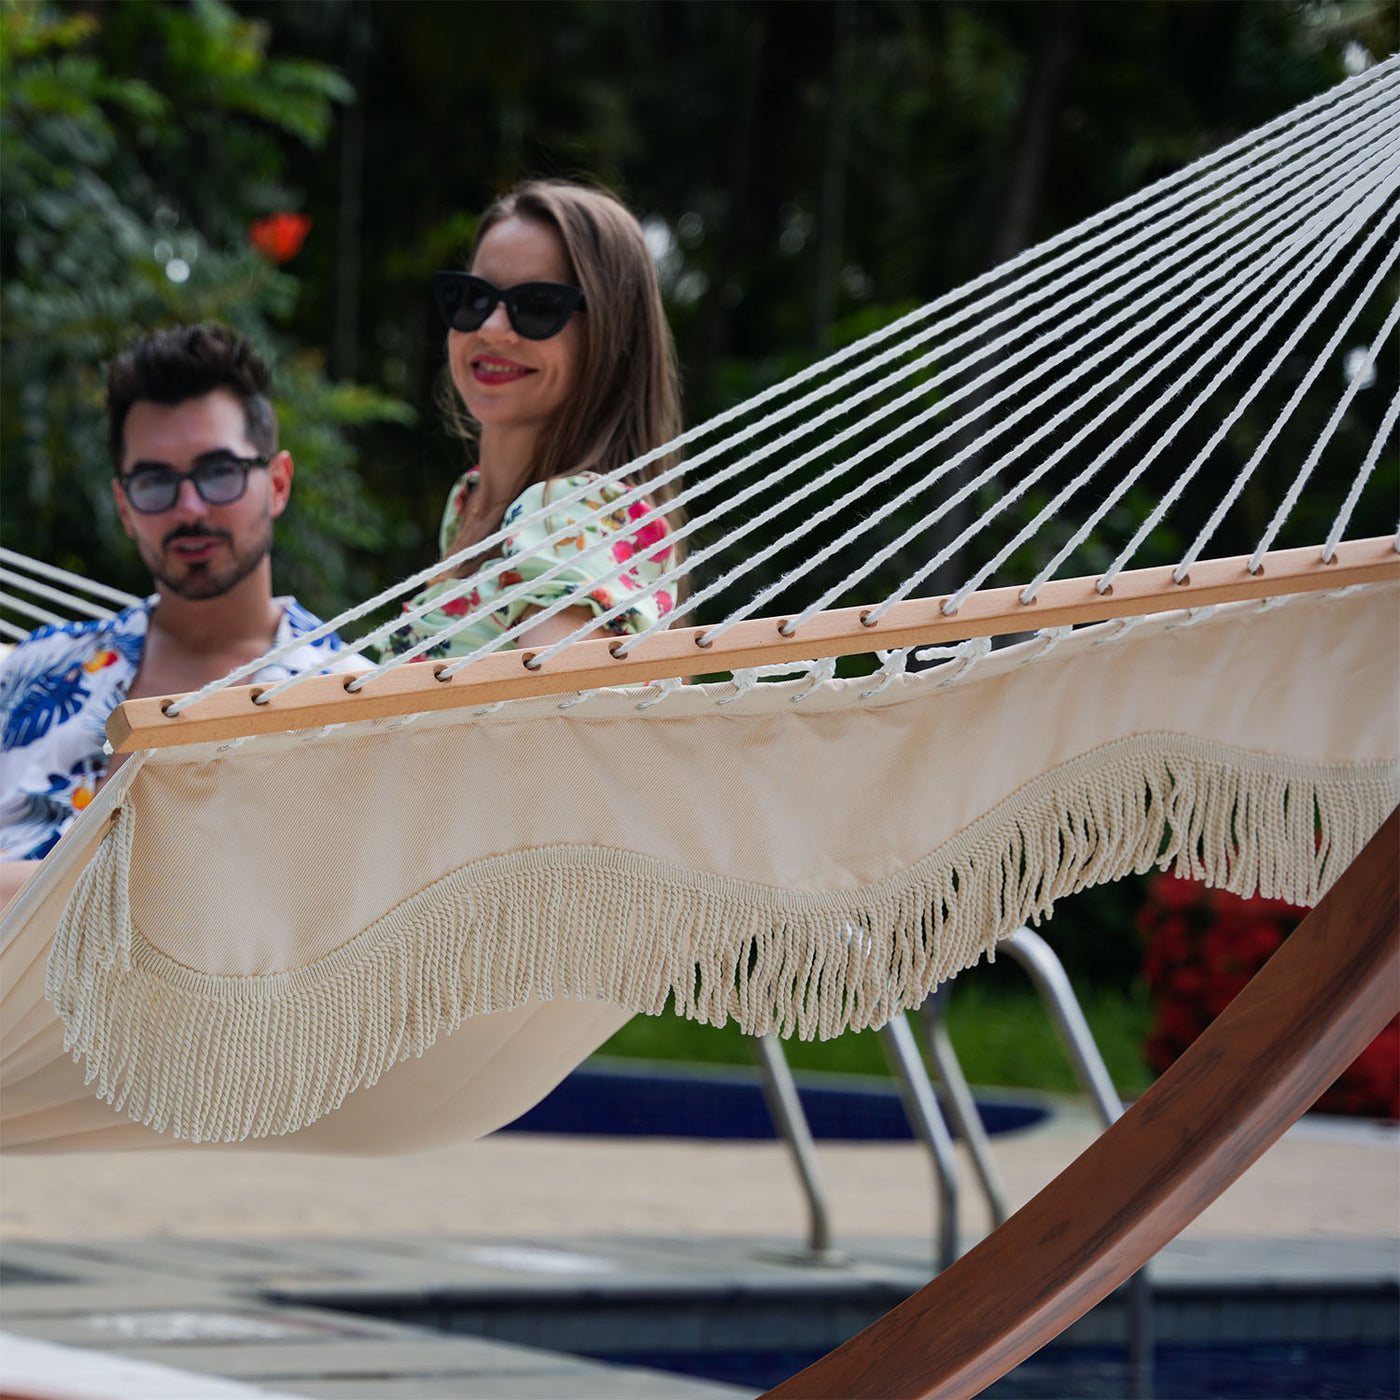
[106,324,278,468]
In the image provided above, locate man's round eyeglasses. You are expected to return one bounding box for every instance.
[118,454,271,515]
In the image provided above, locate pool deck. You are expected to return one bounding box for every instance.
[1,1100,1396,1398]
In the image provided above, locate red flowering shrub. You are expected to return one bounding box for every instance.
[249,212,311,263]
[1139,873,1399,1119]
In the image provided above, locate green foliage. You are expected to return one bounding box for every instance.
[0,0,412,617]
[599,976,1154,1098]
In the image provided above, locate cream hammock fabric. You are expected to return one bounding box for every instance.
[2,60,1398,1152]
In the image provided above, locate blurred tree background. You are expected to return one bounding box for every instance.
[2,0,1395,1087]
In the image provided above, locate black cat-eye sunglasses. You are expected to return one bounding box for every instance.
[433,271,586,341]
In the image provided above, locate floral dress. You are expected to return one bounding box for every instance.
[386,469,677,661]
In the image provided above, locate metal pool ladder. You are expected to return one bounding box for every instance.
[750,923,1153,1395]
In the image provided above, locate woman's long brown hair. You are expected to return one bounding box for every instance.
[439,180,684,581]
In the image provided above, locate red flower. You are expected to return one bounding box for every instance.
[1151,873,1205,913]
[1138,874,1398,1119]
[249,212,311,263]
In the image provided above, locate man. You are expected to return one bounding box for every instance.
[0,323,365,896]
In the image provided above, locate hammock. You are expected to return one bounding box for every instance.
[2,60,1397,1154]
[0,546,143,643]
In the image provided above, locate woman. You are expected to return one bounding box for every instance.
[389,180,682,661]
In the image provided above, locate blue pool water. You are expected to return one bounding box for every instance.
[595,1341,1400,1397]
[503,1057,1047,1139]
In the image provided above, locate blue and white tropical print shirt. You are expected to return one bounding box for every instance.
[0,597,365,860]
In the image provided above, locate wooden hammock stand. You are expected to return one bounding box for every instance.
[759,807,1398,1399]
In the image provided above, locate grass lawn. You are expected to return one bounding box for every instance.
[598,978,1156,1100]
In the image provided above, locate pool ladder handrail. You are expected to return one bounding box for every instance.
[750,923,1153,1396]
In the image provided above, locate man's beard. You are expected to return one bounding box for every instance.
[142,521,273,601]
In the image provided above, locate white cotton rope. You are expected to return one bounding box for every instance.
[1174,218,1400,581]
[1003,184,1400,602]
[1022,183,1400,598]
[545,127,1396,665]
[353,60,1400,682]
[356,47,1400,680]
[795,160,1397,630]
[573,97,1400,654]
[299,128,1396,688]
[0,568,122,623]
[355,104,1383,688]
[1102,199,1400,588]
[875,185,1399,618]
[0,593,70,631]
[193,66,1396,706]
[150,59,1399,718]
[859,649,908,699]
[1004,184,1400,602]
[1250,295,1400,571]
[713,153,1395,640]
[0,548,142,610]
[1324,386,1400,564]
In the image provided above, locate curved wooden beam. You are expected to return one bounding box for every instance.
[761,807,1399,1400]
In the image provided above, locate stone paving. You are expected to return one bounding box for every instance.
[1,1100,1395,1398]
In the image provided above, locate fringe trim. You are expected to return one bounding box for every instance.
[45,735,1399,1143]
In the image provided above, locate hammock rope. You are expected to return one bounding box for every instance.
[136,56,1399,732]
[393,119,1399,675]
[1325,386,1400,563]
[0,547,144,640]
[1103,200,1400,587]
[1251,289,1400,570]
[709,153,1399,637]
[381,93,1400,671]
[210,56,1399,701]
[1009,189,1400,605]
[1176,227,1400,580]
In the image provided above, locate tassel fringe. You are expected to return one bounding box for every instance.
[45,735,1399,1143]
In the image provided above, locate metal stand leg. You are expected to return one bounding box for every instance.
[878,1014,960,1273]
[750,1035,836,1261]
[1001,926,1154,1400]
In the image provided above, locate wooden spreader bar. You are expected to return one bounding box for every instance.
[108,536,1399,752]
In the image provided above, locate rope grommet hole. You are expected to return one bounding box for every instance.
[1098,583,1114,597]
[859,610,878,628]
[432,664,453,683]
[608,640,627,658]
[1175,573,1191,587]
[694,633,714,650]
[160,699,178,717]
[249,687,268,706]
[776,620,796,638]
[522,652,542,671]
